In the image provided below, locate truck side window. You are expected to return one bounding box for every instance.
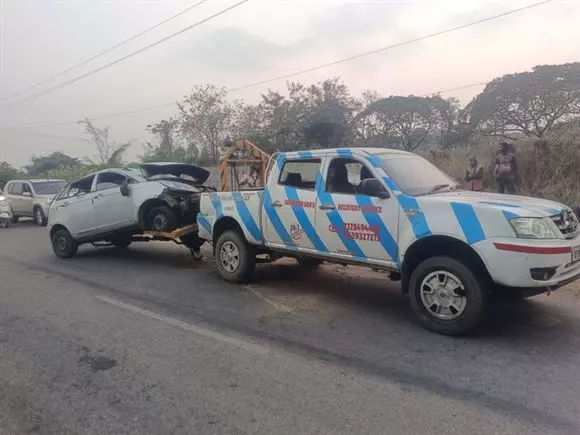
[326,158,376,195]
[278,159,321,191]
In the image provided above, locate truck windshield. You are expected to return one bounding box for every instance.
[31,181,68,195]
[377,154,458,196]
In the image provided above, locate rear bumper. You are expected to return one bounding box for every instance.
[474,238,580,290]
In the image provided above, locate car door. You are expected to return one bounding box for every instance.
[315,155,399,268]
[20,182,34,216]
[93,171,134,232]
[51,174,98,239]
[263,156,324,253]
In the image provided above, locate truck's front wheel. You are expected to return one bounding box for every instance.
[408,256,488,336]
[215,230,255,283]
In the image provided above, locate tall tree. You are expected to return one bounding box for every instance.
[80,118,132,165]
[467,62,580,138]
[25,152,80,176]
[177,85,233,163]
[0,161,22,190]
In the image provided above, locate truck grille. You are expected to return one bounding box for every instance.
[551,210,579,239]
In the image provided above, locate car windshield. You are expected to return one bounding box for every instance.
[377,154,458,196]
[31,181,68,195]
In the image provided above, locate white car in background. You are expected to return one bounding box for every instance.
[2,179,67,225]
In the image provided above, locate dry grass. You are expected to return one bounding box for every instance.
[423,125,580,208]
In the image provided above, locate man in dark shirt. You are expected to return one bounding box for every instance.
[494,141,517,194]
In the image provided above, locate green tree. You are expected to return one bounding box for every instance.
[80,118,133,165]
[467,62,580,138]
[0,161,23,190]
[25,151,80,176]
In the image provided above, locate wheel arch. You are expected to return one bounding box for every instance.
[401,235,492,294]
[137,198,168,229]
[50,223,69,239]
[212,217,246,252]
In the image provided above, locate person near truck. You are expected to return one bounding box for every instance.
[494,141,517,194]
[239,166,261,189]
[464,156,484,191]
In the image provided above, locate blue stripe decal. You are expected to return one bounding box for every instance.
[356,195,398,261]
[232,192,262,242]
[298,151,313,159]
[209,192,223,217]
[316,174,366,258]
[337,148,353,158]
[382,176,399,192]
[275,155,285,169]
[367,155,381,167]
[502,210,519,220]
[451,202,486,244]
[480,201,521,208]
[285,187,327,252]
[398,194,432,239]
[262,189,293,245]
[197,214,212,233]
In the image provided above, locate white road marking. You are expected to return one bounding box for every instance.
[246,286,294,314]
[95,295,268,354]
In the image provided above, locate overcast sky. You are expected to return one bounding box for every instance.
[0,0,579,167]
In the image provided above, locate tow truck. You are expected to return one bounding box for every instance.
[197,147,580,335]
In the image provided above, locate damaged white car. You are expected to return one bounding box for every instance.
[48,163,214,258]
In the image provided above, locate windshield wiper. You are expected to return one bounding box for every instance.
[427,184,451,194]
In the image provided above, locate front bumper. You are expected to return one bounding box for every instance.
[474,237,580,290]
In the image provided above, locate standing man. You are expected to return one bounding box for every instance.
[465,156,484,191]
[494,141,517,194]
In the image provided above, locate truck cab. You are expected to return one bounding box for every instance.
[198,148,580,335]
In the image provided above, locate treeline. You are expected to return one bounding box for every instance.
[1,62,579,189]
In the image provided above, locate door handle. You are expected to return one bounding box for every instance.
[94,193,104,200]
[319,204,336,211]
[270,201,283,207]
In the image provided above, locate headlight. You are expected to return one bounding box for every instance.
[0,196,5,201]
[509,217,560,239]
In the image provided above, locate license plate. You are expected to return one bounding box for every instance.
[573,246,580,262]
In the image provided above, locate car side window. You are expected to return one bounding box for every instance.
[326,157,377,195]
[9,182,22,195]
[96,172,127,191]
[22,183,32,195]
[58,174,96,199]
[278,159,321,191]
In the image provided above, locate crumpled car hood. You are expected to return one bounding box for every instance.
[140,162,210,184]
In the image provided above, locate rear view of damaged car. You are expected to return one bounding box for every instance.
[48,163,214,258]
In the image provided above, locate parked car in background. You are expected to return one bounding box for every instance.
[3,179,67,225]
[48,163,214,258]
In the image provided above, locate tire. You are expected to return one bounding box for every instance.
[297,257,323,269]
[147,205,179,232]
[111,236,132,249]
[34,207,47,226]
[215,230,255,283]
[408,256,488,336]
[51,228,78,259]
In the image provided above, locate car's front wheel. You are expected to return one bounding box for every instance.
[147,205,178,232]
[35,207,47,226]
[215,230,255,283]
[51,228,78,259]
[408,256,488,336]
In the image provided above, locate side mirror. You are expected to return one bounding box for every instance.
[120,179,130,197]
[360,178,390,199]
[22,191,32,197]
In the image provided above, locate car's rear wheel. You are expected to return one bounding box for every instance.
[408,256,488,336]
[34,207,47,226]
[147,205,179,232]
[51,228,78,259]
[215,230,255,283]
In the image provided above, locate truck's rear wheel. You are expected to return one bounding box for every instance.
[408,256,488,336]
[215,230,255,283]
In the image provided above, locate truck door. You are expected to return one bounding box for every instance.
[315,155,399,268]
[263,156,325,253]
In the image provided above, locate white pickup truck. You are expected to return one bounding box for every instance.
[197,147,580,335]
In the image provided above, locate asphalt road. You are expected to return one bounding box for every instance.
[1,222,580,434]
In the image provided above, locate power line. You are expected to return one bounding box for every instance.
[0,0,249,110]
[226,0,552,93]
[0,0,210,103]
[0,0,550,129]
